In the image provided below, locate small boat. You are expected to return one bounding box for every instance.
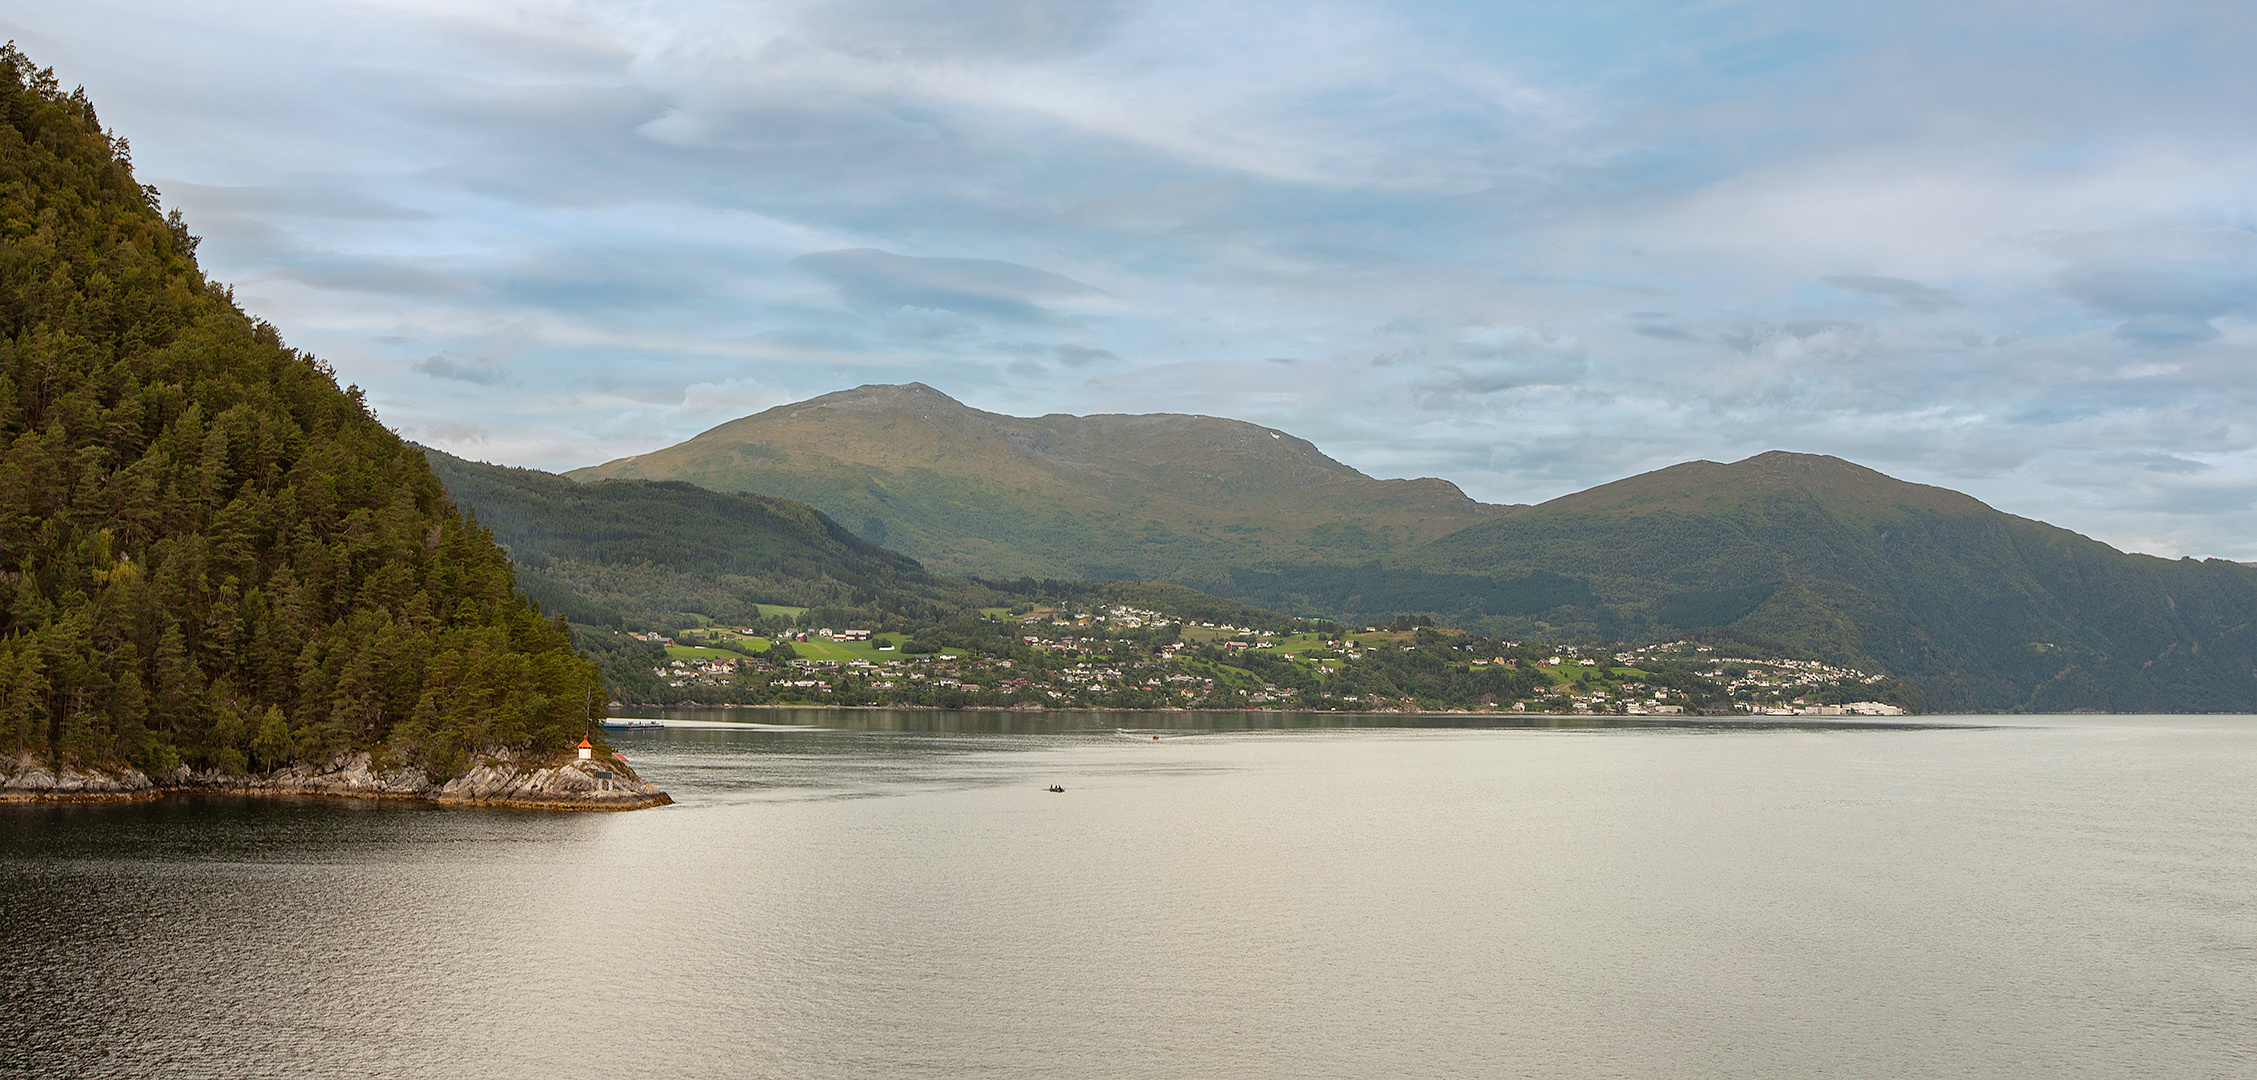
[1047,784,1066,793]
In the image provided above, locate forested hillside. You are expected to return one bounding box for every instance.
[1414,452,2257,712]
[424,447,1003,629]
[0,47,598,777]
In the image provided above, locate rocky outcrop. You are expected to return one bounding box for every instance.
[0,752,155,801]
[0,749,669,810]
[431,753,672,810]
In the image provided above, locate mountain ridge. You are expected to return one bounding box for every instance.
[1417,451,2257,711]
[568,382,1509,583]
[556,384,2257,713]
[1537,450,1994,519]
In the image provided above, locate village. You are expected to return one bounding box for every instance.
[596,603,1914,716]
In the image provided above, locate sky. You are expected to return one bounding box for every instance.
[10,0,2257,558]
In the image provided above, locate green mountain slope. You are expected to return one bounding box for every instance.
[565,382,1505,586]
[1413,451,2257,712]
[0,47,598,776]
[429,447,1303,634]
[425,450,1310,703]
[423,447,999,628]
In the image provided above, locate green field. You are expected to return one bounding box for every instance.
[671,633,938,662]
[664,645,742,660]
[780,634,911,661]
[1534,664,1652,685]
[755,604,807,619]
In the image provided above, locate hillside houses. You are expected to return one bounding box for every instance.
[616,602,1912,715]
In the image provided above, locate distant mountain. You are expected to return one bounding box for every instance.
[1414,452,2257,713]
[565,383,1505,586]
[561,387,2257,712]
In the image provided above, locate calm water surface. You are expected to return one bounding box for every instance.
[3,711,2253,1079]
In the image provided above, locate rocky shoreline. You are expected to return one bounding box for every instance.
[0,749,671,811]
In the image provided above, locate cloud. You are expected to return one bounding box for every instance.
[1052,343,1118,366]
[423,10,639,78]
[2042,227,2257,346]
[880,307,983,342]
[2055,257,2257,347]
[800,0,1144,61]
[1421,351,1589,398]
[1823,275,1961,313]
[2105,451,2213,475]
[164,180,434,223]
[274,260,471,297]
[1452,324,1582,360]
[412,356,509,384]
[1632,324,1705,343]
[414,421,492,445]
[794,248,1100,322]
[1718,320,1872,363]
[679,378,788,418]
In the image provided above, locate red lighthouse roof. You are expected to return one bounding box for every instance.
[578,737,593,748]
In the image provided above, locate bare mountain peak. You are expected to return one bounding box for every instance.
[564,384,1506,579]
[791,381,971,415]
[669,385,1400,486]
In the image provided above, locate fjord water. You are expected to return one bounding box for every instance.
[4,714,2253,1079]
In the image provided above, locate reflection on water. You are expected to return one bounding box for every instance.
[5,712,2255,1079]
[608,709,1971,807]
[617,704,1969,734]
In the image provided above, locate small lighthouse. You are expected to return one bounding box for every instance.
[577,737,594,761]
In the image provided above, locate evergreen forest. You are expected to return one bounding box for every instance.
[0,46,600,778]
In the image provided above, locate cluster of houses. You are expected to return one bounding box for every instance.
[625,605,1915,714]
[768,628,873,643]
[1618,640,1905,714]
[1021,604,1173,631]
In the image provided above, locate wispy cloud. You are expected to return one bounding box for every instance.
[2051,229,2257,346]
[794,248,1100,322]
[1823,275,1961,313]
[412,355,509,384]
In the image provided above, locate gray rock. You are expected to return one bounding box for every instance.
[1,747,666,809]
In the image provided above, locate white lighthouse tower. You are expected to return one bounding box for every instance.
[577,737,594,761]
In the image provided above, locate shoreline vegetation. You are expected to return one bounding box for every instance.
[0,747,669,810]
[609,700,1904,718]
